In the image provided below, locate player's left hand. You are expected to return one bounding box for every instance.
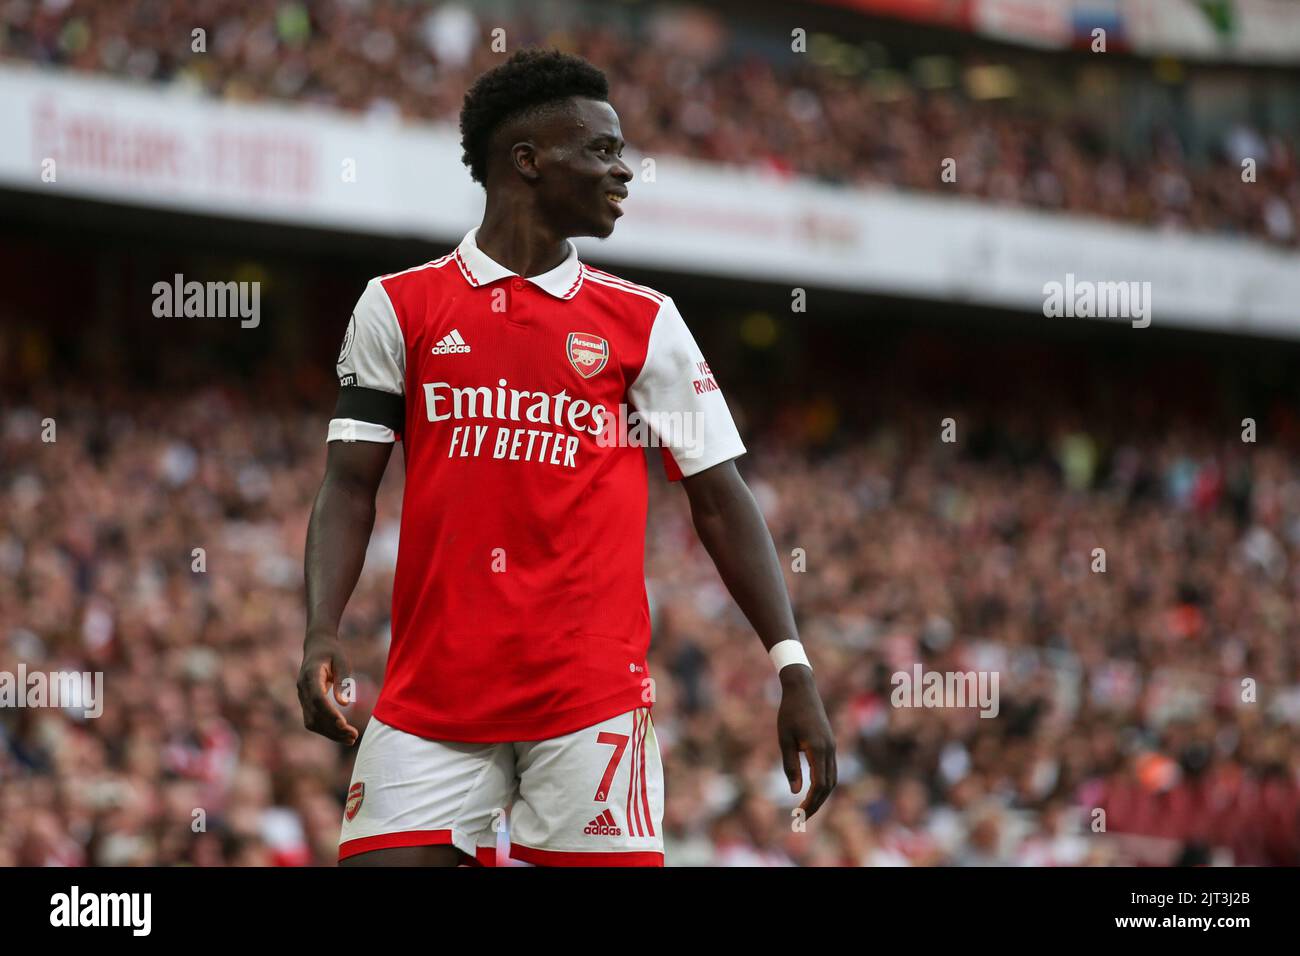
[777,665,837,819]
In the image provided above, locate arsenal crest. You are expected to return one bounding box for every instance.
[345,782,365,821]
[567,332,609,379]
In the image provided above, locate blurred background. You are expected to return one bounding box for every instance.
[2,0,1300,867]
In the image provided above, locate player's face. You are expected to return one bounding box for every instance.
[535,98,632,239]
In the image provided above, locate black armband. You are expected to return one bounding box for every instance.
[333,386,404,432]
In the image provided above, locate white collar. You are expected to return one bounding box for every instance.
[453,227,584,300]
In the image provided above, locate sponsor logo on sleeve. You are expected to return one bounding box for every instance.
[691,360,719,394]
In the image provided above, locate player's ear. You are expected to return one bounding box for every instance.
[511,141,541,181]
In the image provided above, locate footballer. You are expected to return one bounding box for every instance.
[297,48,836,866]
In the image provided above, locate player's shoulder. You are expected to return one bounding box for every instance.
[372,250,460,294]
[579,263,671,315]
[359,250,460,321]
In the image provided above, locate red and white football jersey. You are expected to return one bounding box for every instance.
[328,227,745,742]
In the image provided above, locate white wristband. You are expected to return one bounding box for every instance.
[769,640,811,674]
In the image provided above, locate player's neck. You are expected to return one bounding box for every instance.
[475,208,569,279]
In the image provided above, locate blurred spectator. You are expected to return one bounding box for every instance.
[0,0,1296,244]
[4,333,1299,865]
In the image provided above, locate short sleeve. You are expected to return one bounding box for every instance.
[626,296,746,480]
[328,278,406,443]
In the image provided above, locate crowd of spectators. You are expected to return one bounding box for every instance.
[1,0,1298,245]
[3,338,1299,867]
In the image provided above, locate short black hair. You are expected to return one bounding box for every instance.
[459,48,610,187]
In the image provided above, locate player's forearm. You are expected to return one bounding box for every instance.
[685,467,799,652]
[304,475,378,641]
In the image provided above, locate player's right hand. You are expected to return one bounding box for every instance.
[297,634,360,745]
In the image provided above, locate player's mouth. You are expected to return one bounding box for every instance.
[604,190,627,215]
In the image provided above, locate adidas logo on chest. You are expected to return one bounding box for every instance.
[432,329,471,354]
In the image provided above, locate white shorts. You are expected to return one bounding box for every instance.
[338,707,663,866]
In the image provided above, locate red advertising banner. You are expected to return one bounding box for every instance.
[811,0,1300,62]
[807,0,973,28]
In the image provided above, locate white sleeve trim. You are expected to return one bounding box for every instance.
[673,437,747,478]
[327,418,397,443]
